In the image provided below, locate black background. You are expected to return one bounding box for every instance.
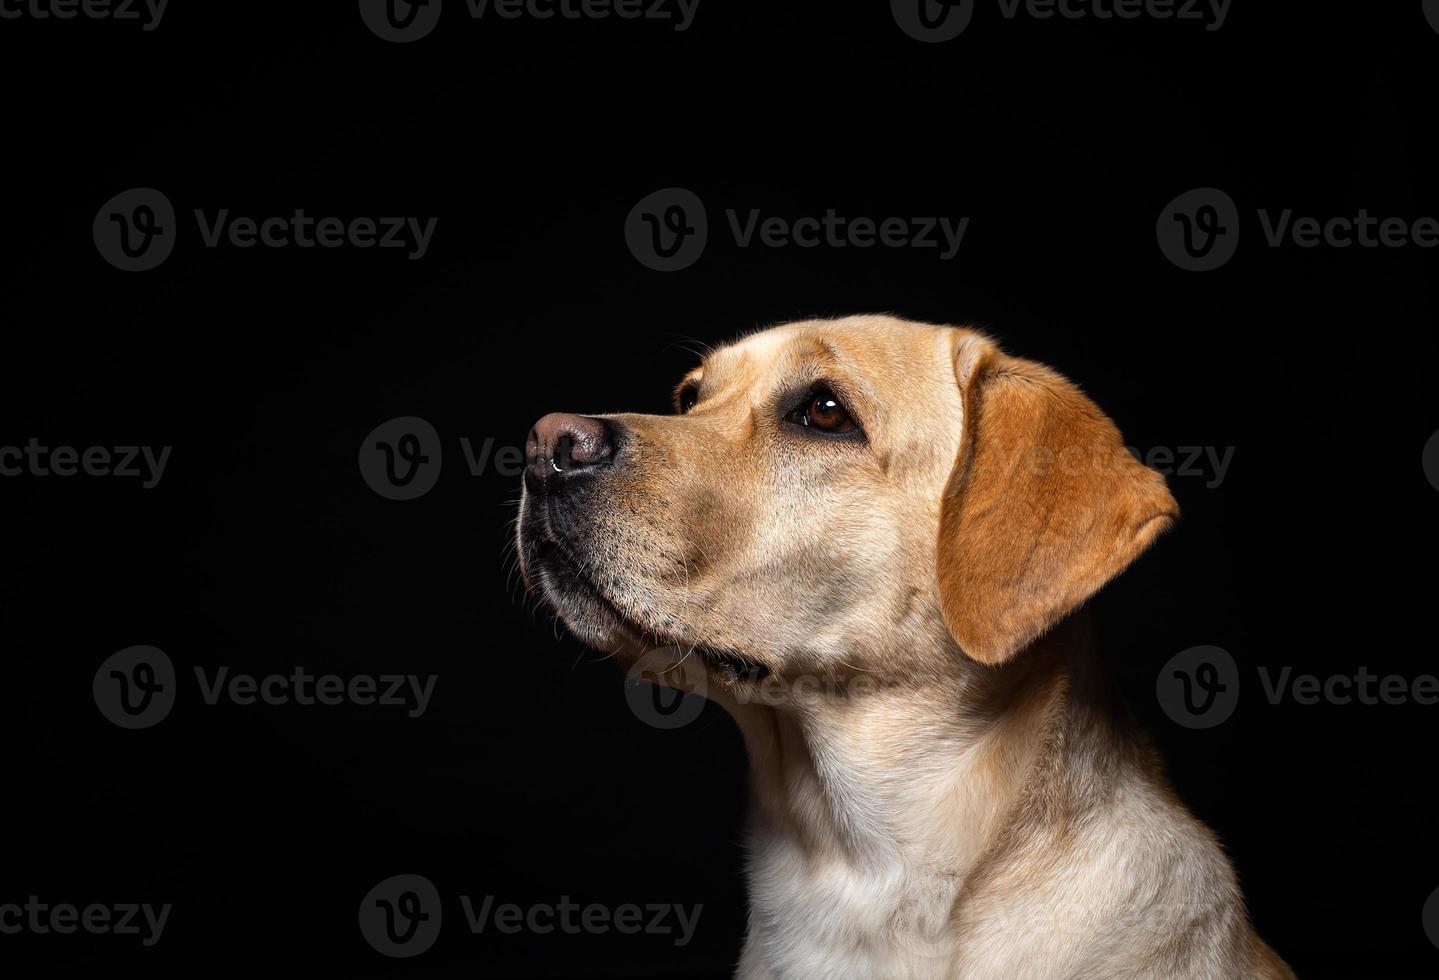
[3,1,1438,976]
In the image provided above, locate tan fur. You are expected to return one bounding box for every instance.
[518,315,1293,979]
[939,335,1178,665]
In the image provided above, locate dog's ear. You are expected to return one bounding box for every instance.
[937,332,1179,665]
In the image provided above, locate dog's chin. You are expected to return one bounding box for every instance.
[525,539,663,649]
[524,539,771,682]
[534,586,619,648]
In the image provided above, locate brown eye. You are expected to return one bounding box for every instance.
[786,385,858,435]
[676,382,700,414]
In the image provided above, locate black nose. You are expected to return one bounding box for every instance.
[524,413,615,493]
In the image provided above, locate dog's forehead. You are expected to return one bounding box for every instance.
[699,316,953,394]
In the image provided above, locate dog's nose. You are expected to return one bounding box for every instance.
[525,413,615,493]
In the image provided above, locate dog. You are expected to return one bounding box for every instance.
[517,315,1292,979]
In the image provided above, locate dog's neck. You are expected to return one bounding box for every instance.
[725,611,1114,889]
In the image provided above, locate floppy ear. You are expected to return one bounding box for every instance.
[937,332,1179,665]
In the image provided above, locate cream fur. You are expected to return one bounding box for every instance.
[518,315,1292,979]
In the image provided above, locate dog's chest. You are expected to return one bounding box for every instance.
[741,836,963,980]
[739,837,1129,980]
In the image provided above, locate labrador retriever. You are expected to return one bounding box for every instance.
[517,314,1292,979]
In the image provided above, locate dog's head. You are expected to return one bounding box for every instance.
[518,315,1176,693]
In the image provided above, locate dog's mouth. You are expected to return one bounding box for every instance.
[527,532,770,683]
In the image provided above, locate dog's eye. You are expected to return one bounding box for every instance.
[676,382,700,414]
[786,385,858,435]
